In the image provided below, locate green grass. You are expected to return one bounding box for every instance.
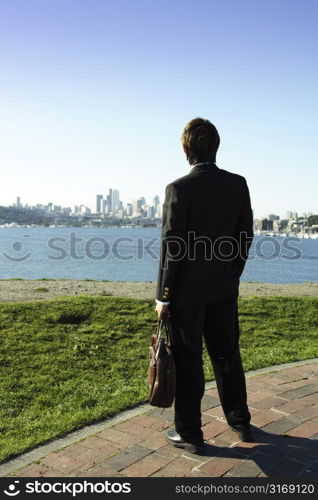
[0,278,25,281]
[0,295,317,463]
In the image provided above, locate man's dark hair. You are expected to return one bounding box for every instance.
[181,117,220,165]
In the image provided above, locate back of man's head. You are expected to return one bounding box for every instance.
[181,117,220,165]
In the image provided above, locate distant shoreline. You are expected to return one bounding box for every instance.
[0,279,317,302]
[1,225,318,239]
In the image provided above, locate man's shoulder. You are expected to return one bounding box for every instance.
[165,173,192,192]
[217,167,247,185]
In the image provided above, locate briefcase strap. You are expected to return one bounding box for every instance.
[157,317,172,345]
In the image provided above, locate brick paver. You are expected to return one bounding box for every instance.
[6,361,318,478]
[287,421,318,438]
[198,456,242,476]
[151,456,202,477]
[121,453,172,477]
[261,417,300,434]
[103,445,152,472]
[224,459,264,477]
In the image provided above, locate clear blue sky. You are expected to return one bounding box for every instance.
[1,0,317,218]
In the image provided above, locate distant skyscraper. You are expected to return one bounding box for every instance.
[16,196,21,208]
[153,195,160,211]
[80,206,91,215]
[107,189,112,210]
[286,211,298,220]
[125,203,133,216]
[156,203,163,218]
[112,190,120,212]
[132,197,145,216]
[145,205,155,218]
[132,200,139,216]
[96,194,103,214]
[103,198,110,214]
[108,188,120,214]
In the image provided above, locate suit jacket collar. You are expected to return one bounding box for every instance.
[190,161,218,174]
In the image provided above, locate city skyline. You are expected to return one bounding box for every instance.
[4,192,316,222]
[1,0,317,217]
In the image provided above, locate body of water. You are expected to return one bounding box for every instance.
[0,227,317,283]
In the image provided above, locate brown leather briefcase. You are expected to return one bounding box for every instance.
[148,317,176,408]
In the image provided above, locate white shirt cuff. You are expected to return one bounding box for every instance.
[155,299,170,306]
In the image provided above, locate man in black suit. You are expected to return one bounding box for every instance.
[155,117,254,453]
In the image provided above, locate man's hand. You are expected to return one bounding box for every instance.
[155,302,170,320]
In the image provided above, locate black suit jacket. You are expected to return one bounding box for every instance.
[156,163,254,307]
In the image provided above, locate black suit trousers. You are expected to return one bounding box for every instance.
[169,296,251,443]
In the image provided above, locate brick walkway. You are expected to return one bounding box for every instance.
[7,362,318,478]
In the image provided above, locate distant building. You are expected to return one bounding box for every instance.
[273,220,280,232]
[110,189,120,213]
[80,205,91,215]
[144,205,155,218]
[96,194,103,214]
[272,219,288,232]
[153,196,160,212]
[261,218,273,231]
[301,212,313,218]
[286,211,298,220]
[132,198,145,216]
[156,204,163,218]
[105,194,111,214]
[125,203,133,216]
[132,200,138,215]
[268,214,280,221]
[103,198,110,215]
[289,219,307,232]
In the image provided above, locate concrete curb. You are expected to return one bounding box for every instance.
[1,357,318,477]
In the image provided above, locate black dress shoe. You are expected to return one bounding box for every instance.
[229,424,255,442]
[165,430,204,454]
